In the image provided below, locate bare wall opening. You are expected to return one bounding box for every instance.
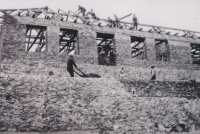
[131,36,147,60]
[25,25,47,52]
[59,28,79,54]
[191,43,200,64]
[155,39,170,62]
[96,33,116,66]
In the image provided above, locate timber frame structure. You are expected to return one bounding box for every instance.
[0,6,200,53]
[1,6,200,37]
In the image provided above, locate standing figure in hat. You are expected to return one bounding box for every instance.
[150,65,156,80]
[132,14,138,30]
[67,55,78,77]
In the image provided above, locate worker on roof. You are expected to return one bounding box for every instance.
[87,9,100,20]
[107,17,114,27]
[132,14,138,30]
[67,55,78,77]
[114,14,120,27]
[76,5,86,16]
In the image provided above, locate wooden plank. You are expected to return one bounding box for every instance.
[132,51,143,58]
[131,42,142,48]
[47,7,63,19]
[0,7,45,11]
[40,42,45,49]
[28,29,42,51]
[155,40,165,46]
[59,34,76,53]
[25,35,45,38]
[120,21,200,34]
[173,33,179,36]
[138,28,143,31]
[118,13,132,21]
[27,28,32,50]
[0,25,5,73]
[39,30,44,46]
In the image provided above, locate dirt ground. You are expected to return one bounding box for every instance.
[1,130,200,134]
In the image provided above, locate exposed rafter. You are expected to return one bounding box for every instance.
[0,6,200,39]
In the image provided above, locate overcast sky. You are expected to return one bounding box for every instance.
[0,0,200,32]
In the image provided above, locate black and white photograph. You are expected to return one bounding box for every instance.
[0,0,200,133]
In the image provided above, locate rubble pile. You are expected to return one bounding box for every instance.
[0,74,200,133]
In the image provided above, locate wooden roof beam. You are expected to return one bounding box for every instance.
[118,13,132,21]
[59,9,76,21]
[69,10,89,23]
[138,28,143,31]
[47,7,63,20]
[0,10,7,14]
[0,7,45,11]
[173,33,179,36]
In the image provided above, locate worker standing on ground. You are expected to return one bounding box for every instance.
[119,67,127,78]
[35,44,41,52]
[76,5,86,16]
[132,14,138,30]
[67,55,78,77]
[150,65,156,80]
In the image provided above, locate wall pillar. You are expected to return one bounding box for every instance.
[115,33,131,65]
[0,25,5,73]
[145,38,156,61]
[47,26,59,55]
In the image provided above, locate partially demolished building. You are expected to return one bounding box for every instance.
[0,6,200,133]
[1,6,200,80]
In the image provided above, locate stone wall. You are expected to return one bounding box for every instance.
[2,15,26,59]
[0,74,200,133]
[1,58,200,81]
[1,15,200,70]
[121,79,200,98]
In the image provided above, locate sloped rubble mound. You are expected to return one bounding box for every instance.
[0,74,200,133]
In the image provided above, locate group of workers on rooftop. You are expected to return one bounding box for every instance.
[76,5,138,30]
